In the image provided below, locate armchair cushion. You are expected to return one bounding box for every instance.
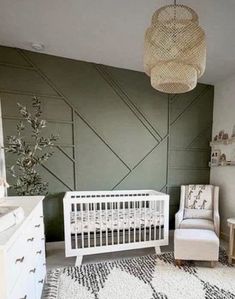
[179,218,214,231]
[184,208,212,220]
[184,185,213,220]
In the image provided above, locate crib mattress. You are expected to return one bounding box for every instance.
[70,208,164,234]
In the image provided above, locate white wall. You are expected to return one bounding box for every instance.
[210,74,235,238]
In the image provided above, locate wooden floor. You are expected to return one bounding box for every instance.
[45,231,174,269]
[45,231,227,269]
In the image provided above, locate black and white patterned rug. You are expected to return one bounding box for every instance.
[44,249,235,299]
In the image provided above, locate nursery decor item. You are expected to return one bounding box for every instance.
[144,2,206,94]
[3,97,58,196]
[210,127,235,167]
[223,133,229,140]
[232,125,235,138]
[44,249,234,299]
[63,190,169,266]
[210,149,221,167]
[218,130,225,140]
[174,229,219,267]
[0,196,45,299]
[220,153,227,166]
[175,185,220,236]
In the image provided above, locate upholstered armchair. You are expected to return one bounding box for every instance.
[175,185,220,237]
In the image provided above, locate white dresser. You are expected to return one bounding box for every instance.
[0,196,46,299]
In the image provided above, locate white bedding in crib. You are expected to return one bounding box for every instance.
[70,208,164,234]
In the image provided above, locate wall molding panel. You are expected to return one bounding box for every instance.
[0,46,214,240]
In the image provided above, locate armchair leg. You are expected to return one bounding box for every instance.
[210,261,216,268]
[175,259,182,267]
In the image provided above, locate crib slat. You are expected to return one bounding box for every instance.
[111,202,114,245]
[81,204,84,248]
[128,201,130,243]
[134,201,136,243]
[105,202,108,246]
[86,203,91,248]
[74,203,78,249]
[149,202,151,241]
[139,201,141,242]
[123,202,125,244]
[117,202,120,244]
[144,201,146,242]
[100,203,102,246]
[159,200,162,240]
[154,201,157,241]
[94,203,96,247]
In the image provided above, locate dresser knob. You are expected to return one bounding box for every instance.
[35,224,41,228]
[29,268,36,273]
[27,237,34,242]
[38,279,44,284]
[19,295,27,299]
[40,215,44,218]
[41,237,45,241]
[15,256,24,264]
[36,250,42,255]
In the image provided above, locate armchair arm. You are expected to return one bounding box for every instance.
[175,209,184,229]
[175,185,186,229]
[214,211,220,237]
[213,186,220,237]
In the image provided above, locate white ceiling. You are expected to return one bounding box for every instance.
[0,0,235,84]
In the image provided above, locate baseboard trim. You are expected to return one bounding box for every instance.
[46,241,65,249]
[221,231,229,242]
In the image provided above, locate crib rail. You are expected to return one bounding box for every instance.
[64,190,169,257]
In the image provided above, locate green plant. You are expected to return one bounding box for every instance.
[3,97,58,195]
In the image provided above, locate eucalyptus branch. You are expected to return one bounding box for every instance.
[2,97,59,196]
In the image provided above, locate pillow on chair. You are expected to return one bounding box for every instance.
[184,185,213,220]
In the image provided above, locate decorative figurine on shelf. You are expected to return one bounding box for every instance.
[222,133,229,140]
[214,135,218,141]
[211,149,221,166]
[220,153,227,166]
[232,125,235,139]
[218,130,224,140]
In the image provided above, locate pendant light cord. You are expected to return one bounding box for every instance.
[174,0,176,5]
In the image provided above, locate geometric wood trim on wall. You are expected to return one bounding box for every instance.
[0,45,214,239]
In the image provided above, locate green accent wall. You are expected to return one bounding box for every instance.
[0,46,214,241]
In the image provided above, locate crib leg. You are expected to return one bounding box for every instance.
[155,246,161,254]
[75,256,83,266]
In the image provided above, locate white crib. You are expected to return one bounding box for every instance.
[63,190,169,265]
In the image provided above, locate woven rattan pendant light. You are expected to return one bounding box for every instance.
[144,1,206,94]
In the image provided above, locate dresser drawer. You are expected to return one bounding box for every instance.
[9,265,36,299]
[6,236,29,293]
[35,257,46,299]
[6,203,45,293]
[31,206,44,242]
[0,197,45,299]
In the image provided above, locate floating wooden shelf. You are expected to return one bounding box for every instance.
[209,162,235,168]
[210,138,235,146]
